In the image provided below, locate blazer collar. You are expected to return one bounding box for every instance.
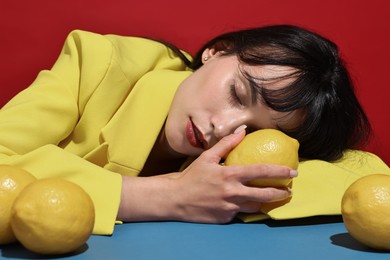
[100,70,192,175]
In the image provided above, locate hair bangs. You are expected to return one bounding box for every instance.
[242,69,314,113]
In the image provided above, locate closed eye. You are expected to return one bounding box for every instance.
[229,84,244,107]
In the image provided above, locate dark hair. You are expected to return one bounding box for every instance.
[165,24,371,162]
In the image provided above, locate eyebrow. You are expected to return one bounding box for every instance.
[247,78,260,105]
[238,67,261,106]
[241,68,301,106]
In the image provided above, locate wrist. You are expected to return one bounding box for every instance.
[117,175,182,222]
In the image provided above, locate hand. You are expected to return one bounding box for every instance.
[117,127,297,223]
[168,127,297,223]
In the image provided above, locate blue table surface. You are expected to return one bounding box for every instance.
[1,216,389,260]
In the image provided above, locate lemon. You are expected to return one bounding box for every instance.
[341,174,390,250]
[0,165,37,245]
[224,129,299,187]
[11,178,95,255]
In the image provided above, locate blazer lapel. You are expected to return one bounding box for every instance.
[99,70,192,176]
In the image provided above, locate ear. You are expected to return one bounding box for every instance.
[201,48,217,64]
[201,41,230,64]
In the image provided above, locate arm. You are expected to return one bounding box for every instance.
[1,29,197,233]
[117,128,296,223]
[0,30,122,235]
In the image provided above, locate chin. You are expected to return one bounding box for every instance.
[165,139,189,157]
[186,147,204,157]
[175,144,202,157]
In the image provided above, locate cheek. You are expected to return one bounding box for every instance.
[198,80,230,107]
[164,115,185,153]
[173,69,231,115]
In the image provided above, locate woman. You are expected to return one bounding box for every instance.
[0,25,371,234]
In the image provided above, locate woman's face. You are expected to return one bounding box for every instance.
[165,52,302,157]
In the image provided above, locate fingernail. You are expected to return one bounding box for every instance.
[234,125,247,134]
[288,187,293,196]
[290,170,298,177]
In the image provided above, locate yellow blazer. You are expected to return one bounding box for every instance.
[1,30,389,236]
[0,30,192,235]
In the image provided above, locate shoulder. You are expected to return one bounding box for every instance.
[60,30,163,59]
[60,30,190,82]
[103,33,190,71]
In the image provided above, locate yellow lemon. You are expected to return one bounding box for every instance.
[341,174,390,251]
[224,129,299,187]
[11,178,95,255]
[0,165,37,245]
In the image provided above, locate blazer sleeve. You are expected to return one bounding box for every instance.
[0,30,123,235]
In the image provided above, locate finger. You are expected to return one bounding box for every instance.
[241,186,293,203]
[228,163,297,183]
[203,125,247,163]
[238,201,262,213]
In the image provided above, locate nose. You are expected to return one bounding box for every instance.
[211,110,248,140]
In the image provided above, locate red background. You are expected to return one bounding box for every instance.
[0,0,389,165]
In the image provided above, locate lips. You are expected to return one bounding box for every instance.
[186,119,207,149]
